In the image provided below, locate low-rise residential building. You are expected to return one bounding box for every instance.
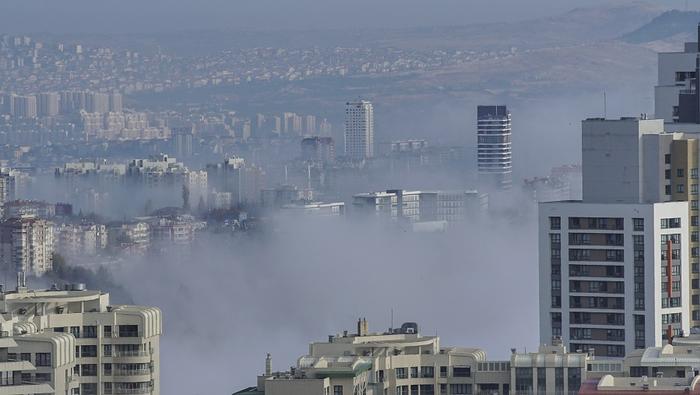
[353,190,486,223]
[55,223,107,259]
[0,280,161,395]
[278,202,345,217]
[106,221,150,255]
[235,320,593,395]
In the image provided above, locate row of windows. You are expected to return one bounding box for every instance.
[549,217,643,231]
[7,352,51,366]
[393,366,470,380]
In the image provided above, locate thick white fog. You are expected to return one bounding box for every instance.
[112,206,539,394]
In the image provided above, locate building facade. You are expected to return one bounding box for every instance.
[0,283,162,395]
[539,201,691,357]
[477,105,512,191]
[0,216,54,276]
[345,100,374,161]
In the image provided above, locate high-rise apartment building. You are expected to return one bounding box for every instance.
[477,105,512,190]
[655,24,700,129]
[581,117,665,203]
[206,157,265,206]
[109,92,123,113]
[539,201,690,357]
[0,216,54,276]
[0,169,16,204]
[86,92,110,114]
[301,137,335,164]
[37,92,59,117]
[11,95,37,119]
[345,100,374,161]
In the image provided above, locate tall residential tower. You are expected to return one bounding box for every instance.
[345,100,374,161]
[477,105,512,190]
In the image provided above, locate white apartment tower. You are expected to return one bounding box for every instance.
[477,105,512,190]
[345,100,374,161]
[539,201,690,357]
[539,116,699,357]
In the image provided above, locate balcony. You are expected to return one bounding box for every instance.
[112,350,150,358]
[104,387,152,395]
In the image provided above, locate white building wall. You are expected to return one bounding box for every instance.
[582,118,664,203]
[539,201,690,357]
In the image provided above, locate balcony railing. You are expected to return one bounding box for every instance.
[112,350,149,357]
[113,369,151,376]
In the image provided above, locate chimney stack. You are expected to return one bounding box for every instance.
[265,353,271,376]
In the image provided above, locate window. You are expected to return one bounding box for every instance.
[81,383,97,395]
[678,184,685,193]
[103,345,112,357]
[35,373,51,383]
[35,353,51,367]
[410,367,418,378]
[104,325,112,338]
[666,154,672,164]
[633,218,644,231]
[420,385,434,395]
[693,201,699,211]
[104,363,112,376]
[550,217,561,230]
[396,367,407,379]
[693,168,699,179]
[118,325,138,338]
[20,353,30,362]
[666,169,672,180]
[81,364,97,376]
[453,367,471,377]
[661,218,682,229]
[694,216,700,227]
[693,185,699,195]
[449,384,472,395]
[516,367,534,394]
[666,185,672,195]
[70,326,80,338]
[81,345,97,358]
[83,326,97,338]
[678,168,685,178]
[537,367,547,395]
[439,366,447,378]
[420,366,434,378]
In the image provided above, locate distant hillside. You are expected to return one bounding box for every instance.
[623,10,700,43]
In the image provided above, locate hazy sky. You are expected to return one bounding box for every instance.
[0,0,684,33]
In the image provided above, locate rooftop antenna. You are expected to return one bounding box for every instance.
[603,91,607,119]
[390,308,394,332]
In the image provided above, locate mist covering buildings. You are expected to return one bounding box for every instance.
[0,0,696,394]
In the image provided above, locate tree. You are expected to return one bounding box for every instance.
[182,184,191,212]
[197,196,206,215]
